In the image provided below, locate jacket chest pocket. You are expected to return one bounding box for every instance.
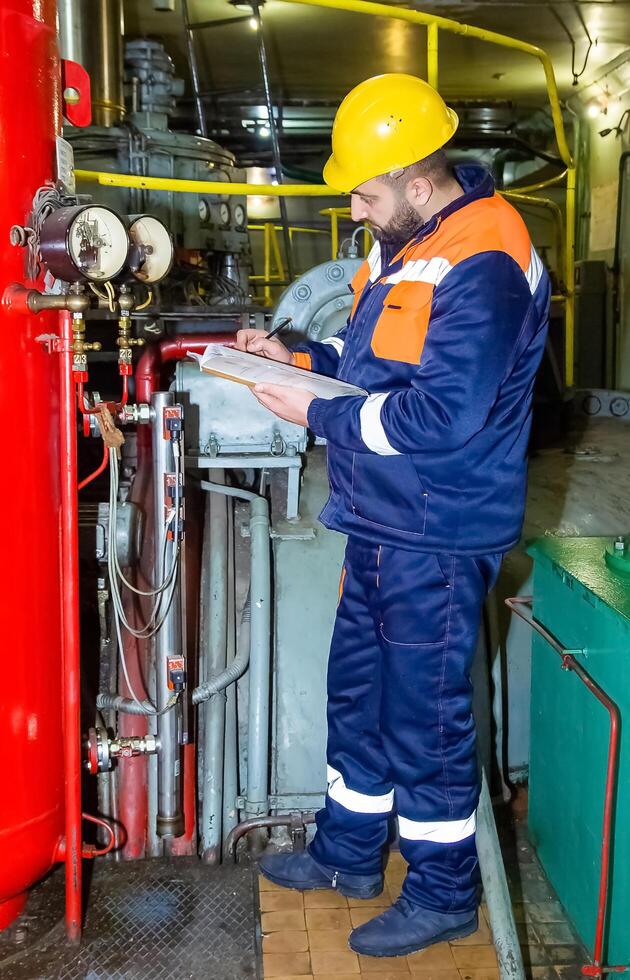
[371,280,433,365]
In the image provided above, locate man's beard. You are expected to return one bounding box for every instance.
[372,197,422,246]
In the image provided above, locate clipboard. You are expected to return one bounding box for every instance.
[188,345,368,400]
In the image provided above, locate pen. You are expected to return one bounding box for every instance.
[265,316,292,341]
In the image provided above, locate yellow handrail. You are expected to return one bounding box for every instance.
[510,171,568,194]
[76,0,576,383]
[280,0,573,168]
[427,23,439,89]
[502,191,565,287]
[74,169,338,197]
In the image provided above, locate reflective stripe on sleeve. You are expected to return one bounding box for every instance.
[322,336,345,355]
[359,393,401,455]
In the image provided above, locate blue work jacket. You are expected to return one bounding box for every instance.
[295,165,550,554]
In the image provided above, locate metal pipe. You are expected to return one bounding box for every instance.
[251,0,295,282]
[151,391,184,838]
[246,495,271,819]
[501,190,565,287]
[427,23,438,89]
[226,814,315,856]
[611,151,629,387]
[181,0,208,137]
[76,168,340,196]
[193,484,262,704]
[565,166,576,387]
[58,311,83,943]
[199,474,229,863]
[194,481,271,821]
[90,0,125,127]
[477,770,526,980]
[223,583,243,855]
[505,596,624,979]
[57,0,87,67]
[279,0,573,168]
[508,170,568,194]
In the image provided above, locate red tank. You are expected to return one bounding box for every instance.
[0,0,64,929]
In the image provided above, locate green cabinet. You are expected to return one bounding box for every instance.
[528,537,630,963]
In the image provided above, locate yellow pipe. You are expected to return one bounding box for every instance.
[565,167,576,387]
[249,224,329,236]
[75,168,342,197]
[331,211,339,260]
[509,170,568,194]
[501,190,565,283]
[269,224,286,283]
[280,0,573,168]
[427,23,439,89]
[264,223,272,306]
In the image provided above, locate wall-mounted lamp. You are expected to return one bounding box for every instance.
[229,0,265,11]
[586,98,606,119]
[599,108,630,138]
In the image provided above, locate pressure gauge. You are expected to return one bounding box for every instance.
[234,204,246,228]
[219,202,231,226]
[39,205,129,282]
[127,215,174,284]
[198,198,210,222]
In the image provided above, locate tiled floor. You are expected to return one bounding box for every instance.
[259,793,588,980]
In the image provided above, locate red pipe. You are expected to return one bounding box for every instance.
[77,374,129,415]
[59,311,83,943]
[118,334,234,858]
[78,440,108,492]
[505,597,626,980]
[135,334,235,405]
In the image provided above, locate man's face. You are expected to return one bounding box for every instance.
[350,176,426,245]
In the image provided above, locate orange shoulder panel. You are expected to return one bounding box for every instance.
[412,194,532,273]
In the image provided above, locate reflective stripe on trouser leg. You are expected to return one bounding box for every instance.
[309,539,394,876]
[376,547,502,913]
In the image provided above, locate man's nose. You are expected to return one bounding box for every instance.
[350,196,368,222]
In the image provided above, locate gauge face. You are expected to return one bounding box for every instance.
[198,199,209,222]
[234,204,246,228]
[67,207,128,281]
[219,203,231,225]
[128,215,174,284]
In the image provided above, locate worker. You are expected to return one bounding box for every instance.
[235,73,550,956]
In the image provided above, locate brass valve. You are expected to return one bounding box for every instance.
[117,315,146,352]
[71,312,102,373]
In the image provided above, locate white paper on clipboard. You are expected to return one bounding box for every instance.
[188,345,368,400]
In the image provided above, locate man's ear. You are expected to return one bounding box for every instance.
[407,176,433,207]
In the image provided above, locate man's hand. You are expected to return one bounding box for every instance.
[252,383,316,427]
[235,328,295,365]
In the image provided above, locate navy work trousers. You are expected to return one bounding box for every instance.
[309,538,502,913]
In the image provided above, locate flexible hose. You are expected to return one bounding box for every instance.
[96,692,156,715]
[192,595,251,705]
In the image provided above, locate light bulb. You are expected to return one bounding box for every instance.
[248,16,258,29]
[260,125,270,138]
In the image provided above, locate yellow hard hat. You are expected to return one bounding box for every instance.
[323,73,459,193]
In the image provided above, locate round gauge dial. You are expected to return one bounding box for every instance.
[128,215,174,284]
[219,202,231,225]
[67,207,129,281]
[40,205,129,283]
[198,199,210,222]
[234,204,246,228]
